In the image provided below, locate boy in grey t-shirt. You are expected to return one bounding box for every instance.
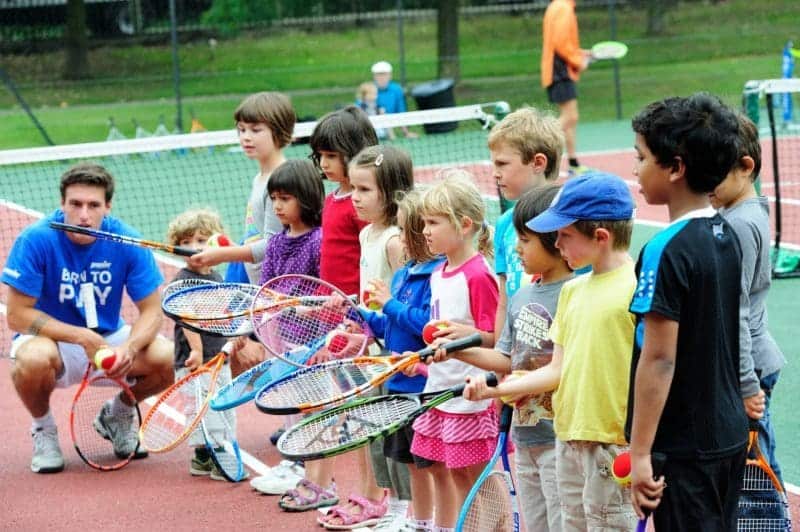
[710,113,786,482]
[451,185,573,531]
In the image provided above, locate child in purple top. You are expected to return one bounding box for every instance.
[259,159,325,284]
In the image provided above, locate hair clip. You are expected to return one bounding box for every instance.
[374,153,384,167]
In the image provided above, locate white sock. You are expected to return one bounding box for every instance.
[32,410,56,431]
[110,394,134,416]
[388,497,409,516]
[412,518,434,531]
[434,527,454,532]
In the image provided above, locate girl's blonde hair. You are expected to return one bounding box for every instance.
[420,169,494,258]
[396,188,435,264]
[349,145,414,226]
[167,208,224,245]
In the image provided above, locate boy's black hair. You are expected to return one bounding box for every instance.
[736,112,761,181]
[632,93,741,193]
[60,162,115,202]
[512,184,561,256]
[267,159,325,228]
[309,106,379,173]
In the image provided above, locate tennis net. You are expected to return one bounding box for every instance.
[0,103,508,355]
[744,78,800,278]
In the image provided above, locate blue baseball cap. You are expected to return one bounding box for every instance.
[526,171,634,233]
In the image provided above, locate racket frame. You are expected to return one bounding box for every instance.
[198,385,245,482]
[69,364,141,471]
[138,343,232,453]
[50,221,197,256]
[255,333,483,415]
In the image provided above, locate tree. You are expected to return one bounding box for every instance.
[64,0,90,79]
[634,0,678,36]
[437,0,459,80]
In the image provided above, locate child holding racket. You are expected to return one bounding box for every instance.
[627,94,751,529]
[488,106,564,335]
[710,113,786,484]
[465,172,638,530]
[410,172,500,531]
[166,208,245,480]
[276,106,377,518]
[187,92,296,285]
[457,184,571,531]
[345,145,414,530]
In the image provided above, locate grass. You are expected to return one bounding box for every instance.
[1,0,799,148]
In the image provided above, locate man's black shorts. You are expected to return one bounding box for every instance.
[547,80,577,104]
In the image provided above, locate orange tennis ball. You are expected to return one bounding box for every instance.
[325,331,348,354]
[612,451,632,486]
[207,233,231,247]
[422,322,447,345]
[94,347,116,371]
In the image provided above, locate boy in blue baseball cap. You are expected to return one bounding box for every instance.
[465,170,639,529]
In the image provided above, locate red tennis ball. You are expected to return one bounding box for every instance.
[94,347,116,371]
[612,451,632,486]
[207,233,231,247]
[422,322,447,345]
[361,289,380,311]
[325,331,348,354]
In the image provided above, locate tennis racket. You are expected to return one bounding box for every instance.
[256,333,483,415]
[209,336,327,411]
[251,275,372,367]
[276,372,498,462]
[139,342,233,453]
[163,279,262,337]
[736,419,791,531]
[198,383,245,482]
[50,221,197,256]
[456,404,519,531]
[70,362,142,471]
[590,40,628,61]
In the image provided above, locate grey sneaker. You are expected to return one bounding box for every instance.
[30,426,65,474]
[93,401,147,459]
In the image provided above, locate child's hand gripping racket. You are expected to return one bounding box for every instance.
[254,334,483,416]
[70,347,142,471]
[275,371,499,462]
[250,274,371,367]
[736,419,791,530]
[455,403,519,532]
[138,342,234,453]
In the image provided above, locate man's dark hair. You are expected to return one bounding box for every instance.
[60,162,115,202]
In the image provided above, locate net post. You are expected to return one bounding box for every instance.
[765,92,784,277]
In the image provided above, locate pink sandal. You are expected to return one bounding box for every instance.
[278,479,338,512]
[318,493,387,530]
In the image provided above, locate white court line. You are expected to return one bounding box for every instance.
[787,482,800,495]
[142,396,271,477]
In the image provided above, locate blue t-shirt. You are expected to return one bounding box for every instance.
[376,81,407,114]
[494,209,527,297]
[1,211,163,336]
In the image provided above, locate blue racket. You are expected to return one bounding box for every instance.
[456,404,519,532]
[209,336,326,411]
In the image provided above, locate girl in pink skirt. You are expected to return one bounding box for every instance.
[409,171,500,532]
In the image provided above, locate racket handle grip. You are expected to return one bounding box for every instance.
[418,332,483,360]
[452,371,498,398]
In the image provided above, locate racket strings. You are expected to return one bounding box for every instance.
[737,463,791,531]
[460,472,515,532]
[71,376,139,469]
[279,396,420,456]
[257,361,389,409]
[140,374,206,452]
[164,285,268,320]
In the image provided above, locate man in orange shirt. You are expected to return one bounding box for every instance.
[541,0,591,177]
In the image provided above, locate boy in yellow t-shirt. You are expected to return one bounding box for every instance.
[465,172,637,530]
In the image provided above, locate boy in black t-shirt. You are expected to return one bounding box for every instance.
[626,93,752,530]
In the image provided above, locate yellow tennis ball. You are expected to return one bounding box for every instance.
[499,370,527,405]
[94,347,116,370]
